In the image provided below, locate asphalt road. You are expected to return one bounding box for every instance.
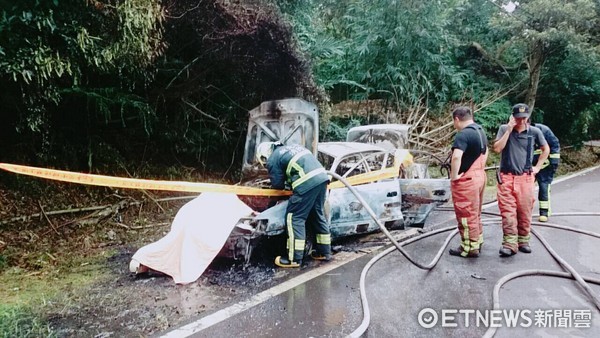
[161,166,600,338]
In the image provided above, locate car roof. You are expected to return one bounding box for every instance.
[347,124,411,132]
[317,142,387,158]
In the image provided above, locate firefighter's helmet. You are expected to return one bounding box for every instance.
[256,142,276,166]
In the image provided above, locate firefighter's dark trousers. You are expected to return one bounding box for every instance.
[451,155,486,256]
[498,172,535,253]
[285,181,331,262]
[536,164,557,217]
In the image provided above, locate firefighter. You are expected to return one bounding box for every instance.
[493,104,549,257]
[529,121,560,222]
[448,106,488,258]
[256,141,332,268]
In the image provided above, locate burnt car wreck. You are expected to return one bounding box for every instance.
[220,98,450,263]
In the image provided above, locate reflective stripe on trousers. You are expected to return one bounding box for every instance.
[451,154,487,255]
[497,172,535,252]
[285,182,331,262]
[536,164,556,216]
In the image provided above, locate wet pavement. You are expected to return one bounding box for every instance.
[161,166,600,337]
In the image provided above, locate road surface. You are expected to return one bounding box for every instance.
[160,166,600,337]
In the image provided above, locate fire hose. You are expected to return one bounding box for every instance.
[328,171,600,338]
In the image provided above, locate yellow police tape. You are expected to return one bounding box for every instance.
[0,162,402,196]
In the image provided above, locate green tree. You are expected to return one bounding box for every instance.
[0,0,164,167]
[449,0,600,141]
[281,0,467,110]
[491,0,599,110]
[149,0,324,169]
[536,46,600,144]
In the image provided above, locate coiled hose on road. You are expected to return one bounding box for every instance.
[327,172,600,338]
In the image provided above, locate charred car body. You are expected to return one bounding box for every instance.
[220,99,450,262]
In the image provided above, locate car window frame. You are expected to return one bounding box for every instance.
[329,150,392,179]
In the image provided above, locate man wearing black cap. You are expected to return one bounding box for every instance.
[493,103,549,257]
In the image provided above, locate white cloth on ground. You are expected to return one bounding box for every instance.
[131,192,254,284]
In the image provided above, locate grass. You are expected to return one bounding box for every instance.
[1,271,59,338]
[0,250,114,338]
[0,305,55,338]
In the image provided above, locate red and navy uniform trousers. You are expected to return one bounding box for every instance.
[450,154,487,255]
[285,181,331,262]
[534,151,560,217]
[497,171,535,253]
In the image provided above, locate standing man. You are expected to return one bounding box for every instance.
[493,104,549,257]
[256,141,332,268]
[449,106,488,258]
[530,121,560,222]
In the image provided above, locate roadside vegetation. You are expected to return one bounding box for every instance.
[1,259,109,338]
[1,1,600,336]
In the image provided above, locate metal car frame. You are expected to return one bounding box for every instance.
[219,99,450,263]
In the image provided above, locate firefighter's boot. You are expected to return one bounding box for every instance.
[539,208,549,222]
[449,247,480,258]
[274,256,301,268]
[518,245,532,253]
[311,251,333,261]
[499,247,516,257]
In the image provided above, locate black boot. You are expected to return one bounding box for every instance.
[499,247,516,257]
[518,245,532,253]
[449,247,479,258]
[311,251,333,261]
